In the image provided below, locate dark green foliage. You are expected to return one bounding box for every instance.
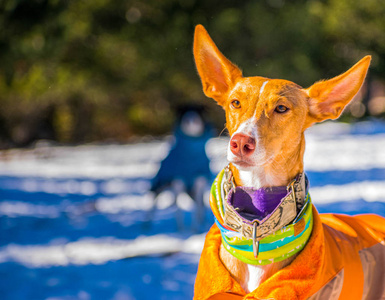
[0,0,384,147]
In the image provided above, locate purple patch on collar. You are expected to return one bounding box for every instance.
[228,186,289,222]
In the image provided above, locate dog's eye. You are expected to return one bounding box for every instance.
[231,100,241,109]
[274,105,289,113]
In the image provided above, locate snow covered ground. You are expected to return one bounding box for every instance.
[1,120,385,299]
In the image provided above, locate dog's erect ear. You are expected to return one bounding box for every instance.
[304,56,371,123]
[193,25,242,104]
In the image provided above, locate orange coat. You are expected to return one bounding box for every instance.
[194,206,385,300]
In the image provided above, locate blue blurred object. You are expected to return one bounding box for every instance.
[151,107,214,192]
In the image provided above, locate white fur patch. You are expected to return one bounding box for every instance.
[260,80,269,96]
[235,117,257,137]
[246,264,265,293]
[238,168,263,188]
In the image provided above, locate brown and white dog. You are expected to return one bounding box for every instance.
[193,25,385,300]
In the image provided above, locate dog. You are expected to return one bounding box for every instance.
[193,25,385,300]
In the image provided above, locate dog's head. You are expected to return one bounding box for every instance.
[193,25,371,187]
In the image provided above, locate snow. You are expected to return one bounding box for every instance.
[305,133,385,171]
[311,181,385,204]
[0,234,205,267]
[0,142,168,179]
[1,120,385,299]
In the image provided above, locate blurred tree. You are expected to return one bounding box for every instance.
[308,0,385,118]
[0,0,384,147]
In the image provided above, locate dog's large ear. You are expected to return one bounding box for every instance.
[193,25,242,105]
[304,56,371,123]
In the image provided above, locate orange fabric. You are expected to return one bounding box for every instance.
[194,223,245,300]
[207,293,243,300]
[318,213,384,299]
[194,206,385,300]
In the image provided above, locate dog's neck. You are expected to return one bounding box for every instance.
[220,228,299,293]
[222,139,306,293]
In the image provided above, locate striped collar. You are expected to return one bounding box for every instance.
[210,168,313,265]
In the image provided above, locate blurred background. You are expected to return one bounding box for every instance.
[1,0,385,299]
[1,0,385,147]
